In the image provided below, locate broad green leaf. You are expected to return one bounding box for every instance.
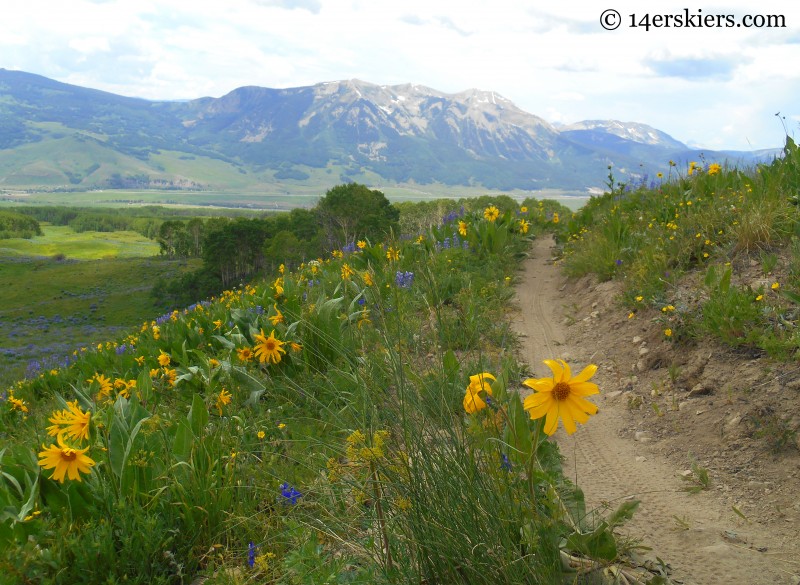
[607,499,640,528]
[172,419,193,462]
[564,522,617,561]
[189,393,208,437]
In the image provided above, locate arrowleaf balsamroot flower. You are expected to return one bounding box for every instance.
[463,372,496,414]
[47,401,91,441]
[216,388,232,415]
[522,360,599,435]
[38,435,96,483]
[254,329,286,364]
[484,205,500,222]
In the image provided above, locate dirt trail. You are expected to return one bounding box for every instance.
[512,236,799,585]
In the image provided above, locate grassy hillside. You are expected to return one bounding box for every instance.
[560,139,800,358]
[0,198,659,584]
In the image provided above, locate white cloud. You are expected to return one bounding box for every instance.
[1,0,798,149]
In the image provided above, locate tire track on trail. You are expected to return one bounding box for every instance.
[511,236,798,585]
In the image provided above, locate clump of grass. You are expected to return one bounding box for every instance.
[748,406,799,454]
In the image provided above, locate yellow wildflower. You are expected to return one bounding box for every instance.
[463,372,495,414]
[341,263,355,280]
[9,395,28,413]
[47,400,92,440]
[269,304,285,325]
[216,388,232,415]
[522,360,599,435]
[38,435,95,483]
[254,329,286,365]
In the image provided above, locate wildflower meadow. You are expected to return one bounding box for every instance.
[0,196,645,584]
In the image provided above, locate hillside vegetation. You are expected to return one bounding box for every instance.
[561,137,800,359]
[3,135,798,583]
[3,195,664,585]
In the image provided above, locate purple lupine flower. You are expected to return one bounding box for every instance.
[395,271,414,289]
[280,482,302,504]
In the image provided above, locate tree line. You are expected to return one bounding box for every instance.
[153,183,400,306]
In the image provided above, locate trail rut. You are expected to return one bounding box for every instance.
[511,236,799,585]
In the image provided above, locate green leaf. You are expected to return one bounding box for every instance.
[607,499,640,529]
[720,266,731,295]
[505,393,533,463]
[172,419,193,462]
[16,476,39,522]
[564,522,618,561]
[188,393,208,437]
[442,350,459,379]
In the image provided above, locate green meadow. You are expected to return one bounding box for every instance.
[0,224,160,259]
[0,225,198,387]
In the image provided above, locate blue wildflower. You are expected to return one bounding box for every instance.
[500,454,512,471]
[248,541,256,567]
[395,271,414,289]
[280,482,302,504]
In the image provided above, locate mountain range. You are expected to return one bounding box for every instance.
[0,69,778,194]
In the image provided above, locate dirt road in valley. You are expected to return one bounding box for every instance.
[511,236,799,585]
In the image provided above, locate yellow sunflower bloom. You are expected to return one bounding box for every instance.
[88,372,114,402]
[458,221,468,236]
[269,303,285,325]
[522,360,599,435]
[157,351,171,367]
[9,395,28,413]
[216,388,232,415]
[341,263,355,281]
[483,205,500,222]
[254,329,286,365]
[463,372,496,414]
[237,347,254,361]
[38,435,95,483]
[46,401,91,441]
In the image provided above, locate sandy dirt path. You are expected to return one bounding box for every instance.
[511,236,799,585]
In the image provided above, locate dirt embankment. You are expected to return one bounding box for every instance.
[512,236,800,585]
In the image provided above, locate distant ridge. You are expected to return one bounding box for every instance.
[0,69,778,192]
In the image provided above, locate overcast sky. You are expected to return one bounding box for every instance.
[3,0,799,151]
